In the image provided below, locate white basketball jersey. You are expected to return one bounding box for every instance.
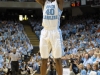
[42,0,62,29]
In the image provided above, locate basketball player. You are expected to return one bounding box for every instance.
[36,0,63,75]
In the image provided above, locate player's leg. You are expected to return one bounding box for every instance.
[51,29,63,75]
[40,39,48,75]
[55,58,62,75]
[52,41,63,75]
[40,59,48,75]
[40,29,51,75]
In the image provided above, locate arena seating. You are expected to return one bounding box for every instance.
[30,14,100,75]
[0,14,100,75]
[0,20,35,75]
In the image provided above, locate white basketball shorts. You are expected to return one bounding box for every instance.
[40,28,63,58]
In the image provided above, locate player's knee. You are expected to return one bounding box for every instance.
[41,55,49,59]
[55,58,62,62]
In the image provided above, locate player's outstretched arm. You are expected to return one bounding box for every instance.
[36,0,46,7]
[57,0,64,11]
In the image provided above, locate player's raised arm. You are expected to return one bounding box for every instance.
[36,0,46,7]
[57,0,64,11]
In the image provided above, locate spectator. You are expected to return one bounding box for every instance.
[90,63,100,75]
[86,64,92,75]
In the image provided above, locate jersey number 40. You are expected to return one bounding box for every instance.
[46,9,55,15]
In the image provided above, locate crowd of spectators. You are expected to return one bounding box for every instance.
[0,20,35,75]
[61,14,100,75]
[0,13,100,75]
[30,14,100,75]
[30,20,42,40]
